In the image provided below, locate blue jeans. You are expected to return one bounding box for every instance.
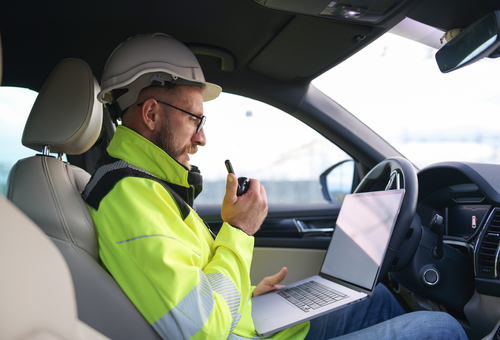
[305,284,468,340]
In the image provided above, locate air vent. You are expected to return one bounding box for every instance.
[476,208,500,278]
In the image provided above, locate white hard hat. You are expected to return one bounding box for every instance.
[98,32,222,112]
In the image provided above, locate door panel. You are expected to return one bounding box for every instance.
[197,202,341,285]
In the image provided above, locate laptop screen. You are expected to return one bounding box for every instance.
[320,189,405,291]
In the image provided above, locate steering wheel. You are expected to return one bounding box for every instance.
[354,156,419,274]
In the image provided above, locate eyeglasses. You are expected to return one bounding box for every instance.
[137,99,206,133]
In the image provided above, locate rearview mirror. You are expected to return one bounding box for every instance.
[435,11,500,73]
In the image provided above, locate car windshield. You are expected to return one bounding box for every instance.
[313,30,500,169]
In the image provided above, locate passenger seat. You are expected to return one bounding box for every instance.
[0,195,109,339]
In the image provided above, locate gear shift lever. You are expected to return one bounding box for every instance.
[430,214,444,260]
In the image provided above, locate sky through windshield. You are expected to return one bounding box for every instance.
[313,33,500,169]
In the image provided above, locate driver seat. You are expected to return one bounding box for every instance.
[7,58,160,339]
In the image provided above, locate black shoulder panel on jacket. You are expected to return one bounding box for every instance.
[82,154,191,220]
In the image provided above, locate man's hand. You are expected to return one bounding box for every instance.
[253,267,288,297]
[221,173,268,236]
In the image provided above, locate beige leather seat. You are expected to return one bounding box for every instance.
[0,195,109,339]
[7,59,160,339]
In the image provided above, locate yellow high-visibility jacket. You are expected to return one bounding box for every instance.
[83,126,309,339]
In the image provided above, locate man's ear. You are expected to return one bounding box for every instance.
[140,99,160,131]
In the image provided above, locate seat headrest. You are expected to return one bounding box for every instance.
[22,58,103,155]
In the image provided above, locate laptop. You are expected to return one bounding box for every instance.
[251,189,405,337]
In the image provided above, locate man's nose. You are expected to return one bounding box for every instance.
[193,128,206,146]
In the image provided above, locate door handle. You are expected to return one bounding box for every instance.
[294,219,334,235]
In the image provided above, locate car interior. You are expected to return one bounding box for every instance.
[1,0,500,339]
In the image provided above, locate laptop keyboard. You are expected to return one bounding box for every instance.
[277,281,348,312]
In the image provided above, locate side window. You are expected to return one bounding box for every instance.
[191,93,352,205]
[0,87,38,196]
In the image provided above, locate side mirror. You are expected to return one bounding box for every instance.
[436,11,500,73]
[319,160,358,202]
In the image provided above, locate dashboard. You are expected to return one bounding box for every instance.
[417,162,500,292]
[391,161,500,337]
[417,163,499,240]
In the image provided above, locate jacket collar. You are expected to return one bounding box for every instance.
[107,125,202,192]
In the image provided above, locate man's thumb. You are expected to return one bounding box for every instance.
[226,173,238,195]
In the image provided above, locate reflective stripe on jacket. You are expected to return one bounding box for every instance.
[84,125,309,339]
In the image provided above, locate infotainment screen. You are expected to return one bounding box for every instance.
[447,205,490,238]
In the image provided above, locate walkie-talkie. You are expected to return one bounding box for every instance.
[225,160,250,196]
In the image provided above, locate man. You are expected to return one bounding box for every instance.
[83,33,467,339]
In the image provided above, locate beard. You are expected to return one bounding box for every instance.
[152,118,198,169]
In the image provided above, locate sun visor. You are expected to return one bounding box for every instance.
[249,17,373,81]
